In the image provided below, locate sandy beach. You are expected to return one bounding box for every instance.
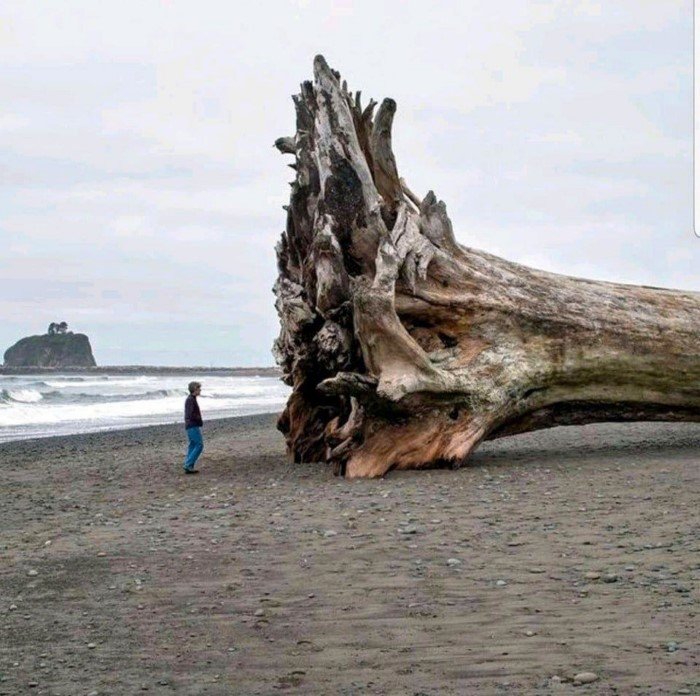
[1,416,698,695]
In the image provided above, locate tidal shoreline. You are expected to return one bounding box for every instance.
[0,372,289,445]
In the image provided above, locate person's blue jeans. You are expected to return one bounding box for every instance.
[184,426,203,471]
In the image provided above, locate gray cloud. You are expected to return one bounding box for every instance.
[0,0,696,365]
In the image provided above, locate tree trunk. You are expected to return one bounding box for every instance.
[273,55,700,479]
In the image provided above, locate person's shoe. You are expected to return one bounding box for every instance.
[184,468,199,475]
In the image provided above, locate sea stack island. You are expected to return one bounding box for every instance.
[3,322,96,368]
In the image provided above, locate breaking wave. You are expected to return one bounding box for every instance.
[0,372,289,443]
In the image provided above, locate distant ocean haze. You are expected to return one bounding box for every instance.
[0,372,290,443]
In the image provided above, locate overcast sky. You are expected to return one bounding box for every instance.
[1,1,696,366]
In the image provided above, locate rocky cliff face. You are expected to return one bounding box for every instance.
[3,333,97,368]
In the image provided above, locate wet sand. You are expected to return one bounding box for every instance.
[0,416,698,694]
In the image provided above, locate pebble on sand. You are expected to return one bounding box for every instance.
[399,525,419,535]
[573,672,599,685]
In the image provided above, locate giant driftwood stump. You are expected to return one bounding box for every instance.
[273,56,700,478]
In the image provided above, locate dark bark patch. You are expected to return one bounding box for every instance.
[325,151,364,238]
[438,332,458,348]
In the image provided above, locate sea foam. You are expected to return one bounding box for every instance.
[0,372,289,443]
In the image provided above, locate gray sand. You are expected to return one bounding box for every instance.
[1,417,698,694]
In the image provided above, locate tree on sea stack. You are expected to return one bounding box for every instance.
[272,55,700,479]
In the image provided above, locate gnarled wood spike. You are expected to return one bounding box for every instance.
[370,98,404,217]
[418,191,459,252]
[274,136,296,155]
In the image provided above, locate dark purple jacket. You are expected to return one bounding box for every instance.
[184,394,203,429]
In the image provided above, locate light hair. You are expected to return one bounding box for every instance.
[188,381,201,395]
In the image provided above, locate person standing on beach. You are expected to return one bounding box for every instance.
[184,381,204,474]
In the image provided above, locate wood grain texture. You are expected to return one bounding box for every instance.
[273,56,700,478]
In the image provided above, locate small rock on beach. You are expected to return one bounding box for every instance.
[573,672,599,685]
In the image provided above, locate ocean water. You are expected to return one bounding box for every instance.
[0,372,290,443]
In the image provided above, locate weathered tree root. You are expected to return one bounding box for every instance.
[273,55,700,478]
